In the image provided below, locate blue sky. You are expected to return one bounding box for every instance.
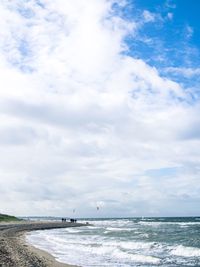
[125,0,200,72]
[127,0,200,105]
[0,0,199,217]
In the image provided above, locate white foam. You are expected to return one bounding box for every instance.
[139,221,200,227]
[27,218,200,267]
[171,245,200,257]
[106,227,132,232]
[111,250,160,264]
[119,241,155,250]
[27,230,162,266]
[139,221,163,227]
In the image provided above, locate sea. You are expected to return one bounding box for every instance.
[26,217,200,267]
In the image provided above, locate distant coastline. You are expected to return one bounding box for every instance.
[0,213,21,222]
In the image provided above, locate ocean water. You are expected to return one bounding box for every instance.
[27,217,200,267]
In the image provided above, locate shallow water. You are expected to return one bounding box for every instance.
[27,217,200,266]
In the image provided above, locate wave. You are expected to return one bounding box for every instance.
[171,245,200,257]
[106,227,133,232]
[111,249,160,264]
[26,218,200,267]
[27,232,161,266]
[138,221,200,227]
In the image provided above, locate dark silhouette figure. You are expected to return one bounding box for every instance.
[70,219,77,223]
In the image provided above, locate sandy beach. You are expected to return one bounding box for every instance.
[0,221,85,267]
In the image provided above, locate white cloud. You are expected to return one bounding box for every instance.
[142,10,155,23]
[185,25,193,39]
[165,0,176,9]
[165,67,200,78]
[167,12,173,20]
[0,0,199,217]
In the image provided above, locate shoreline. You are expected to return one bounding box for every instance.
[0,221,85,267]
[22,233,79,267]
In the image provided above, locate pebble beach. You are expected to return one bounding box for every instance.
[0,221,84,267]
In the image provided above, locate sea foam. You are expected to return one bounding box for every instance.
[171,245,200,257]
[27,217,200,267]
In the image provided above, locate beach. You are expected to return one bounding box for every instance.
[1,218,200,266]
[0,221,84,267]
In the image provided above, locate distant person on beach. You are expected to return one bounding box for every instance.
[70,218,77,223]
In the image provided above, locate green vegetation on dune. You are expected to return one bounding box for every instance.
[0,214,21,222]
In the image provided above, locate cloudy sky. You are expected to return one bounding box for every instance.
[0,0,200,217]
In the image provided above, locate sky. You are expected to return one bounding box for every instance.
[0,0,200,218]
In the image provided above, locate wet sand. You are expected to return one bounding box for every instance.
[0,221,85,267]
